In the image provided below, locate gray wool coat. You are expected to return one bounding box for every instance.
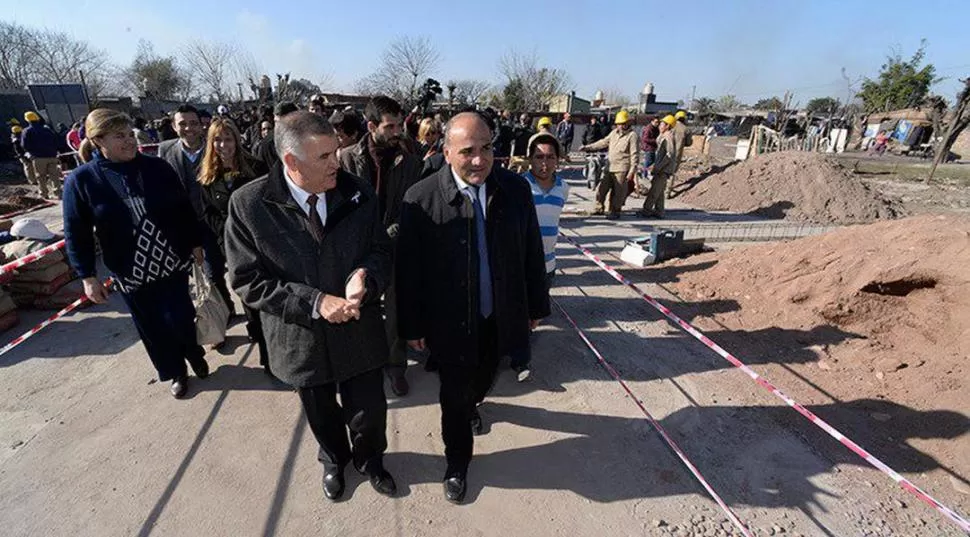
[224,165,392,387]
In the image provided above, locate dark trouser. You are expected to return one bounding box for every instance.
[297,368,388,473]
[243,306,268,370]
[595,171,628,214]
[438,317,500,477]
[203,230,234,314]
[642,173,670,216]
[382,275,407,372]
[120,271,205,381]
[509,271,555,369]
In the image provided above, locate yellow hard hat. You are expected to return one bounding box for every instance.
[615,110,630,124]
[661,115,677,127]
[11,125,23,134]
[537,116,553,128]
[24,111,41,122]
[675,110,687,120]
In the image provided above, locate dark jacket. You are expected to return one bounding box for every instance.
[641,123,660,153]
[556,120,574,147]
[582,122,607,146]
[421,152,446,179]
[512,123,535,157]
[396,165,550,367]
[224,166,392,387]
[257,136,279,171]
[63,153,204,280]
[199,166,260,254]
[157,139,204,218]
[339,135,422,237]
[21,124,60,158]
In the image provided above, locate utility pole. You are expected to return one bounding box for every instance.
[690,85,696,111]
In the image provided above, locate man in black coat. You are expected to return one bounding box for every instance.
[339,95,423,397]
[158,104,234,314]
[396,112,550,504]
[225,111,397,502]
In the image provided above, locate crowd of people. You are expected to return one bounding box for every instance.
[57,93,572,506]
[7,88,696,506]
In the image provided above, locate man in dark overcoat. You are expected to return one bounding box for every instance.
[225,111,396,501]
[396,112,550,504]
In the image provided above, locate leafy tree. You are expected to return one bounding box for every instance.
[715,94,744,112]
[858,40,939,112]
[805,97,841,116]
[753,96,784,110]
[693,97,716,115]
[499,78,527,112]
[126,40,187,100]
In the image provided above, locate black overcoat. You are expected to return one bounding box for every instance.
[225,166,392,386]
[396,164,550,366]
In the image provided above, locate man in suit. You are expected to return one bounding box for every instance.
[158,104,233,313]
[225,111,396,501]
[339,95,423,397]
[396,112,550,504]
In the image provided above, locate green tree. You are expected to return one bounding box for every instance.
[126,40,187,100]
[858,40,939,112]
[693,96,716,115]
[805,97,841,116]
[500,78,527,112]
[753,96,784,110]
[715,94,743,112]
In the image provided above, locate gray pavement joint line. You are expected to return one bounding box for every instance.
[136,344,255,537]
[260,411,306,537]
[560,230,970,534]
[552,297,754,537]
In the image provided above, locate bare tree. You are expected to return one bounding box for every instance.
[927,77,970,183]
[498,49,572,111]
[0,21,35,89]
[602,86,632,107]
[448,79,492,106]
[123,40,190,100]
[180,40,238,102]
[0,22,115,98]
[356,36,440,106]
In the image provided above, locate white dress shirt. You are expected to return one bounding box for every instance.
[283,168,327,224]
[283,168,327,318]
[452,168,486,217]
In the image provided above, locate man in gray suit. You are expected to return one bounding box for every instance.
[225,111,396,502]
[158,104,233,311]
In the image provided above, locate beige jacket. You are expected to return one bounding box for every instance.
[672,121,688,171]
[585,127,640,174]
[653,130,677,176]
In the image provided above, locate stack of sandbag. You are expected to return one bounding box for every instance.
[1,239,84,310]
[0,289,18,332]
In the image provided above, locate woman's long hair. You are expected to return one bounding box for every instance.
[78,109,132,163]
[198,118,254,186]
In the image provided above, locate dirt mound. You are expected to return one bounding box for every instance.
[669,214,969,413]
[676,152,902,224]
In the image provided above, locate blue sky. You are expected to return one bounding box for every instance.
[8,0,970,105]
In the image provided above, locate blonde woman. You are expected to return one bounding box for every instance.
[62,109,209,398]
[416,117,442,160]
[198,118,270,374]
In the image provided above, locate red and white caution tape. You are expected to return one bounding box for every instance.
[0,277,112,357]
[0,200,57,220]
[553,297,753,537]
[560,232,970,534]
[0,239,66,279]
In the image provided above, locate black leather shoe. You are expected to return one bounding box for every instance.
[471,409,484,436]
[322,468,345,501]
[368,468,397,497]
[388,370,409,396]
[188,356,209,379]
[443,476,467,504]
[170,376,188,398]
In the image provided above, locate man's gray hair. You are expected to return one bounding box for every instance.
[275,111,336,160]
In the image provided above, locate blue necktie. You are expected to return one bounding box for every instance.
[468,186,493,318]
